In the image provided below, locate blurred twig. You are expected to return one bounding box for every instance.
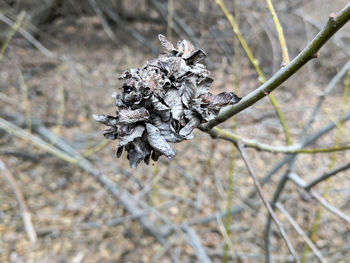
[215,0,291,145]
[265,0,290,65]
[275,203,326,263]
[237,142,299,263]
[167,0,174,43]
[0,115,212,262]
[181,223,212,263]
[207,126,350,154]
[288,173,350,225]
[0,11,25,60]
[186,111,350,226]
[18,70,32,133]
[0,159,37,244]
[305,162,350,190]
[302,52,350,261]
[88,0,119,43]
[0,11,55,57]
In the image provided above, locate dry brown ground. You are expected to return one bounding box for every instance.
[0,1,350,262]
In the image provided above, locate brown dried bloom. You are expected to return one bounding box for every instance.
[94,34,240,168]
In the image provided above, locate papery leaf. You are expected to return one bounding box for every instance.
[197,77,213,96]
[178,39,196,59]
[123,90,143,104]
[152,115,184,143]
[151,95,170,111]
[158,34,175,51]
[112,92,125,107]
[189,63,210,78]
[179,111,200,138]
[102,127,118,140]
[164,88,184,123]
[93,114,118,127]
[158,57,190,78]
[127,138,151,168]
[145,123,176,158]
[118,108,150,125]
[185,49,207,65]
[150,96,171,121]
[190,99,217,121]
[181,76,197,108]
[116,146,123,158]
[117,125,145,147]
[198,92,241,108]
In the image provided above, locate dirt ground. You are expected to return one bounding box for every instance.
[0,0,350,262]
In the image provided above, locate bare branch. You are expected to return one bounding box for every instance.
[237,142,300,263]
[289,173,350,225]
[276,203,326,263]
[201,3,350,131]
[305,162,350,190]
[186,110,350,227]
[0,12,56,57]
[206,126,350,154]
[181,224,212,263]
[0,160,37,243]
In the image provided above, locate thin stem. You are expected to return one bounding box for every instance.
[302,53,350,261]
[0,160,37,243]
[237,142,300,263]
[305,162,350,190]
[275,203,326,263]
[207,126,350,154]
[215,0,291,145]
[18,70,31,133]
[167,0,174,43]
[201,3,350,131]
[0,11,25,60]
[288,173,350,225]
[265,0,290,65]
[189,111,350,226]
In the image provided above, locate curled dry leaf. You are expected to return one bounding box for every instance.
[94,34,241,167]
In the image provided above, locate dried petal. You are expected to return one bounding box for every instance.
[181,76,197,108]
[118,108,150,125]
[177,39,196,58]
[145,123,175,158]
[179,111,200,138]
[103,127,118,140]
[158,34,175,51]
[117,125,145,147]
[197,78,213,96]
[185,49,207,65]
[199,92,241,108]
[127,138,150,168]
[93,114,118,127]
[164,88,184,123]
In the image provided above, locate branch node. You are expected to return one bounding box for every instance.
[329,12,338,22]
[281,61,288,67]
[263,88,270,95]
[312,50,321,59]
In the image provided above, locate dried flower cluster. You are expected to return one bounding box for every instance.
[94,35,240,167]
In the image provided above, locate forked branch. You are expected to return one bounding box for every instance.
[201,3,350,131]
